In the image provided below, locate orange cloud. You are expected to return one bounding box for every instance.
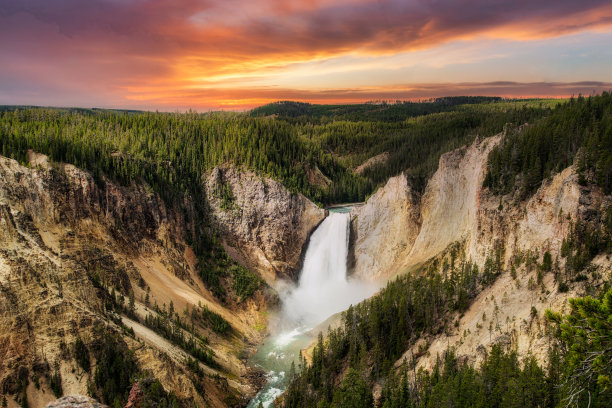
[1,1,612,108]
[119,82,612,111]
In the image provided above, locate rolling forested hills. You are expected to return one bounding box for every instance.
[0,97,566,206]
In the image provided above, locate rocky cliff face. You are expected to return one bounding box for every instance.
[406,135,502,266]
[1,153,319,407]
[349,134,610,371]
[350,173,420,280]
[349,134,588,280]
[349,136,500,281]
[204,166,326,283]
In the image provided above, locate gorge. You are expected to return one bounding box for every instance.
[248,209,378,407]
[0,95,610,408]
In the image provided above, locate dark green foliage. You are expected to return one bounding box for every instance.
[541,251,552,272]
[484,93,612,198]
[197,255,227,300]
[185,357,204,378]
[195,241,263,303]
[200,305,231,334]
[86,326,185,408]
[143,309,217,368]
[90,329,139,407]
[231,265,261,302]
[251,97,504,123]
[284,258,488,407]
[380,346,549,408]
[136,377,182,408]
[546,285,612,407]
[49,363,62,398]
[560,207,611,280]
[73,337,91,373]
[330,368,374,408]
[213,181,237,211]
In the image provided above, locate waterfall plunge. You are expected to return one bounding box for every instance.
[247,210,378,408]
[280,211,376,329]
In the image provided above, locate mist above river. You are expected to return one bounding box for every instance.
[278,211,378,331]
[247,209,378,408]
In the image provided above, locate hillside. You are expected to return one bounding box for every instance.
[0,150,325,407]
[284,94,611,408]
[0,95,609,408]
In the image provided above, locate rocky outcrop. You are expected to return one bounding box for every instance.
[45,396,108,408]
[350,173,420,280]
[0,154,269,407]
[0,151,188,254]
[204,166,326,283]
[346,134,610,373]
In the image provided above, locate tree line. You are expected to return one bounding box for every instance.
[283,199,611,408]
[484,92,612,198]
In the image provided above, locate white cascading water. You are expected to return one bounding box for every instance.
[281,211,374,328]
[247,209,378,408]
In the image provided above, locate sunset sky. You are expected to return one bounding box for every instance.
[1,0,612,111]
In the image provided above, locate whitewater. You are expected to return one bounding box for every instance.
[247,209,378,408]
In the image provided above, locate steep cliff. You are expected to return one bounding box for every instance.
[349,134,610,372]
[0,153,323,407]
[350,133,588,280]
[350,173,420,280]
[204,166,326,283]
[406,135,502,266]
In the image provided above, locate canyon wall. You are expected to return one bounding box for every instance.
[349,135,610,371]
[350,173,420,280]
[0,153,323,407]
[204,165,325,284]
[350,134,600,280]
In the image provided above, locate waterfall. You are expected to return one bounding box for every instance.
[247,209,377,408]
[280,211,375,329]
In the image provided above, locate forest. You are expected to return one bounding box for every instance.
[0,97,562,208]
[250,97,505,122]
[284,240,611,408]
[484,92,612,197]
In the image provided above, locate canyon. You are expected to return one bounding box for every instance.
[0,130,609,407]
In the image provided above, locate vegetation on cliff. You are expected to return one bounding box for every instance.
[283,251,499,407]
[284,266,611,408]
[484,92,612,197]
[88,327,181,408]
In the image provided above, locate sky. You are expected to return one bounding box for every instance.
[1,0,612,111]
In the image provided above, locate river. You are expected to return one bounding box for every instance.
[247,207,377,407]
